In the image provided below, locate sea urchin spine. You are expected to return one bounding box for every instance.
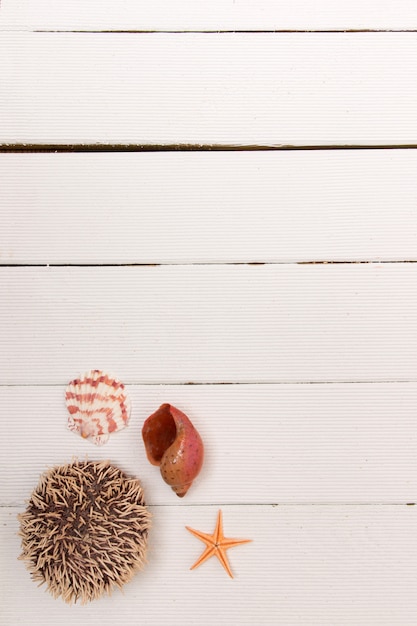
[18,460,151,604]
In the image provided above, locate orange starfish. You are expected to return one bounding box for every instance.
[186,509,252,578]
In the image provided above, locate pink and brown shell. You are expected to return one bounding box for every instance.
[142,404,204,497]
[65,370,130,445]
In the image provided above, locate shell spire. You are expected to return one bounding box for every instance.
[65,370,131,445]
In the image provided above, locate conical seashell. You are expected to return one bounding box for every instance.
[65,370,130,445]
[142,404,204,497]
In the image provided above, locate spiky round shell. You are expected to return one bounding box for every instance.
[65,370,131,445]
[18,460,151,604]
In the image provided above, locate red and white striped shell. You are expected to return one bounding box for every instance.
[65,370,131,445]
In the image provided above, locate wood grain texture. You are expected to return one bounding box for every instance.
[2,383,416,506]
[1,0,417,31]
[2,33,417,146]
[2,150,417,264]
[1,264,416,385]
[1,7,417,623]
[2,505,417,625]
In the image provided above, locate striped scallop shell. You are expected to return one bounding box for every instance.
[65,370,131,445]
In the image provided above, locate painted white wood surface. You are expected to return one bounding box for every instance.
[1,0,417,31]
[2,383,416,507]
[2,150,417,264]
[1,264,416,385]
[1,8,417,625]
[2,505,417,626]
[2,33,417,146]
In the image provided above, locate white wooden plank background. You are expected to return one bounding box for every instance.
[3,505,417,626]
[1,264,416,385]
[2,383,417,507]
[1,2,417,624]
[2,33,417,146]
[1,0,417,31]
[2,151,417,264]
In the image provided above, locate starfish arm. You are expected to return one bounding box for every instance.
[214,509,224,544]
[220,538,253,549]
[186,526,216,547]
[189,545,216,571]
[215,547,234,578]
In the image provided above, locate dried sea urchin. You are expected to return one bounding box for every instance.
[18,460,151,604]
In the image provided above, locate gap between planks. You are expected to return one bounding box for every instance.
[2,380,417,387]
[2,503,415,508]
[3,29,417,34]
[1,261,417,267]
[3,144,417,152]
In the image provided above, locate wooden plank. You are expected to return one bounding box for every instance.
[1,0,417,31]
[1,383,416,506]
[1,264,416,385]
[2,33,417,146]
[2,150,417,264]
[2,505,416,625]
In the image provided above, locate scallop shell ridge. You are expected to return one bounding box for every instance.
[65,370,131,445]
